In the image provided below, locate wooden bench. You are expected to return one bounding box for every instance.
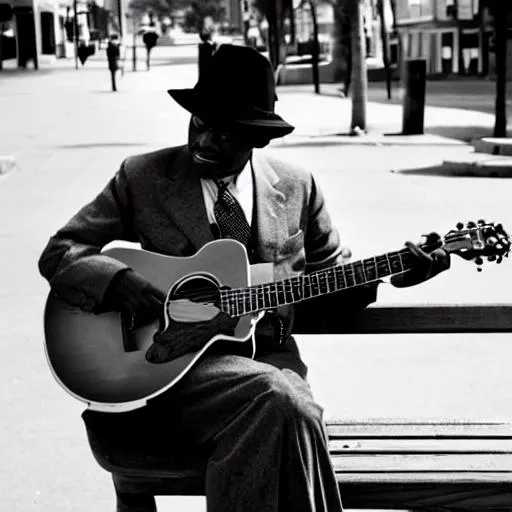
[82,303,512,512]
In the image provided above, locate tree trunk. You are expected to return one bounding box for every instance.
[261,0,288,70]
[493,1,508,137]
[350,0,367,132]
[332,0,352,95]
[377,0,392,99]
[309,0,320,94]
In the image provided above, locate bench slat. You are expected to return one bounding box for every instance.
[326,422,512,437]
[295,304,512,334]
[329,439,512,452]
[336,472,512,483]
[331,453,512,472]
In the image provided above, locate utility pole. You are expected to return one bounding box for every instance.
[73,0,79,69]
[117,0,123,38]
[493,0,508,137]
[132,13,137,71]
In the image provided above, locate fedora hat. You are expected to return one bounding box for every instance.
[167,44,294,139]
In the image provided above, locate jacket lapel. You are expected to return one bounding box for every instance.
[155,147,215,252]
[252,151,288,262]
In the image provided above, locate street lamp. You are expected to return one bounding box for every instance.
[125,10,138,71]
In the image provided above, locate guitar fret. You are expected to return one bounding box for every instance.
[303,276,312,299]
[263,285,272,309]
[388,252,404,274]
[376,254,392,278]
[356,261,367,283]
[397,251,405,272]
[325,269,332,293]
[291,277,303,301]
[244,289,251,315]
[363,257,378,282]
[336,267,346,290]
[277,281,286,306]
[284,281,291,303]
[270,285,278,307]
[251,287,257,313]
[232,247,423,318]
[344,265,355,287]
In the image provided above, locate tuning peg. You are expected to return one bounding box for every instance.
[467,221,477,228]
[456,222,464,230]
[477,219,486,225]
[497,255,503,264]
[487,254,496,262]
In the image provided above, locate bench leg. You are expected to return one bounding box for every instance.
[115,490,157,512]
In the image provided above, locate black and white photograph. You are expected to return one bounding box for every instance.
[1,0,512,511]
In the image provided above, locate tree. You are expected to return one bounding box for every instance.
[128,0,184,21]
[309,0,321,94]
[182,0,225,33]
[331,0,351,96]
[253,0,292,68]
[376,0,391,99]
[486,0,510,137]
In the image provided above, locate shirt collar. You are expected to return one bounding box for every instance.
[216,156,252,191]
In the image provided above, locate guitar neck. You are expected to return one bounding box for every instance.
[220,247,417,317]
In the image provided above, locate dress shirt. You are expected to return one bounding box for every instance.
[200,157,254,228]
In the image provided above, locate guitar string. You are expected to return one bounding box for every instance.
[168,242,444,304]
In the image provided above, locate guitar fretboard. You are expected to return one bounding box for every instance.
[219,248,416,317]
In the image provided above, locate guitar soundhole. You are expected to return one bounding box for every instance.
[167,274,221,323]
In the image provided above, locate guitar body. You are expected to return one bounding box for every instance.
[44,240,266,412]
[44,221,510,413]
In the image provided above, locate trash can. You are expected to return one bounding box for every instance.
[402,59,427,135]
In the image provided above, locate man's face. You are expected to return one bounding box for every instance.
[188,115,256,179]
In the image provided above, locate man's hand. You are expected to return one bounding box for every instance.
[390,232,450,288]
[104,269,166,326]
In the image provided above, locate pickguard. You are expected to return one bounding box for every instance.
[146,272,244,363]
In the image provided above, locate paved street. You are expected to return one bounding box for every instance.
[1,47,512,511]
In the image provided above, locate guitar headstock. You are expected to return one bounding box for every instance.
[442,220,511,271]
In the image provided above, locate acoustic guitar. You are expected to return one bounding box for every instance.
[44,221,510,412]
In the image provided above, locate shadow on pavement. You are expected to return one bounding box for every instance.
[54,142,149,149]
[426,125,496,142]
[391,165,512,178]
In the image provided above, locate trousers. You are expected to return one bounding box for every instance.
[147,353,344,512]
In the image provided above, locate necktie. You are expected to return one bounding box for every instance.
[214,179,251,246]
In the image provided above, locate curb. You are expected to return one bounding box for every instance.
[472,137,512,156]
[442,155,512,177]
[0,155,16,176]
[273,133,467,148]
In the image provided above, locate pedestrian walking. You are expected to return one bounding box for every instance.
[142,29,159,71]
[106,34,121,92]
[198,16,217,80]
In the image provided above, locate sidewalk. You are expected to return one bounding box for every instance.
[1,55,512,512]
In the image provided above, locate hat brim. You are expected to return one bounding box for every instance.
[167,88,295,139]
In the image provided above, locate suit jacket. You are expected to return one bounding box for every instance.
[39,145,376,377]
[39,145,346,309]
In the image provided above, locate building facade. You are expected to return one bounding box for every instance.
[0,0,61,67]
[395,0,512,77]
